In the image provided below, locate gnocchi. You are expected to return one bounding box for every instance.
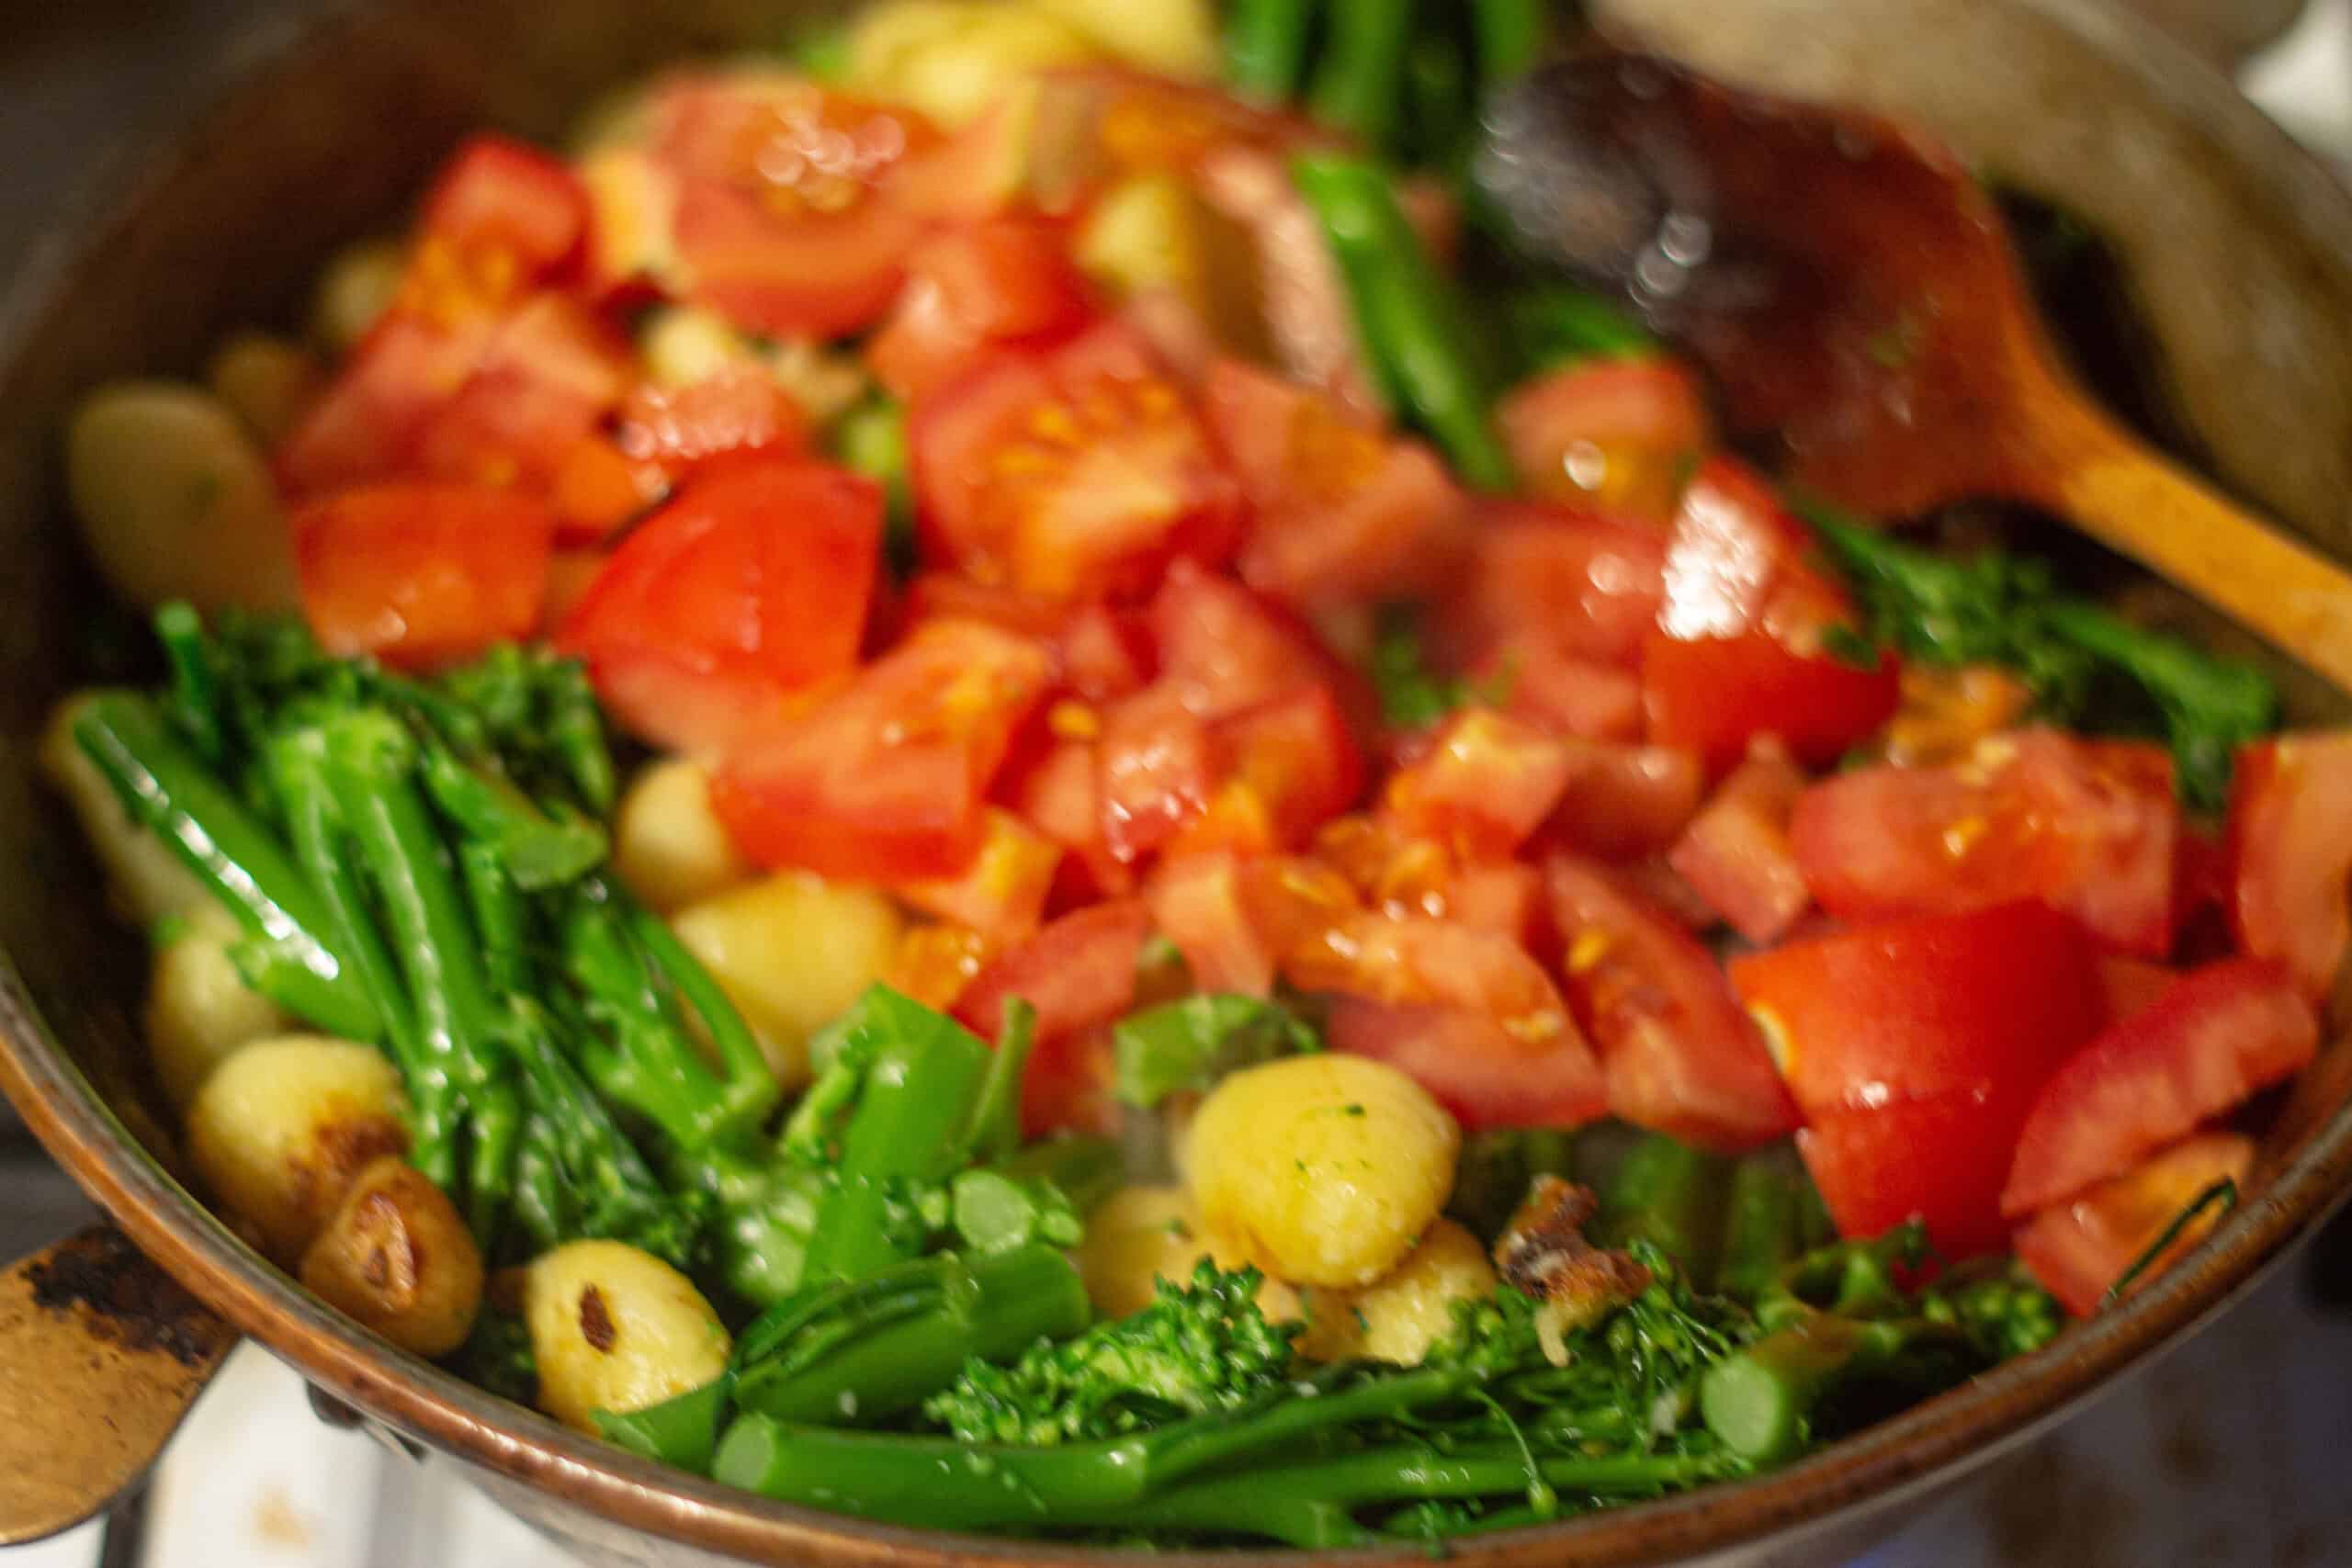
[300,1155,485,1357]
[146,903,292,1110]
[1187,1055,1460,1288]
[64,381,300,614]
[204,330,324,446]
[1075,1184,1302,1322]
[1029,0,1217,79]
[524,1241,731,1431]
[1298,1219,1497,1365]
[184,1035,410,1264]
[844,1,1100,128]
[307,236,405,355]
[613,759,754,914]
[671,872,903,1089]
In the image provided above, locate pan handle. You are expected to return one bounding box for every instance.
[0,1224,234,1546]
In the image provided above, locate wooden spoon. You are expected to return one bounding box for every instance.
[1476,55,2352,691]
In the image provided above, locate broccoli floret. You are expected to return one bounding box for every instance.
[924,1260,1304,1445]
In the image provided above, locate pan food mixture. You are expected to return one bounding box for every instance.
[42,0,2348,1547]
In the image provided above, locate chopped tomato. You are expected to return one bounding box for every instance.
[1644,459,1898,770]
[294,483,554,667]
[1668,743,1811,943]
[2098,958,2177,1028]
[713,619,1054,882]
[1148,561,1352,720]
[1487,640,1645,742]
[1879,663,2036,767]
[1000,739,1131,901]
[1200,359,1470,609]
[1548,856,1799,1153]
[911,322,1244,601]
[894,808,1063,945]
[1025,67,1331,210]
[616,366,809,477]
[1790,730,2180,956]
[1544,741,1708,862]
[886,922,993,1012]
[1327,997,1609,1132]
[558,460,882,756]
[2226,730,2352,1003]
[1095,684,1216,864]
[954,899,1153,1134]
[2014,1133,2255,1317]
[1498,358,1712,522]
[900,577,1150,701]
[553,436,667,542]
[2003,957,2318,1215]
[1383,708,1577,858]
[409,295,634,491]
[414,135,591,286]
[1800,1089,2022,1259]
[1146,852,1276,998]
[648,72,945,338]
[1167,682,1364,860]
[1726,902,2103,1118]
[1439,502,1668,669]
[867,217,1093,401]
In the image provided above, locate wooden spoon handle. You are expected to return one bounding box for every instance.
[2033,397,2352,694]
[0,1226,233,1545]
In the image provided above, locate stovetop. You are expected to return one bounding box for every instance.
[3,1,2347,1563]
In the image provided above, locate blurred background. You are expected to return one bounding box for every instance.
[0,0,2346,1564]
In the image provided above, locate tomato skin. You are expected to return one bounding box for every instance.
[894,808,1063,945]
[1384,708,1577,858]
[1543,741,1708,863]
[1726,901,2103,1119]
[1791,730,2180,956]
[1645,458,1898,770]
[911,323,1244,602]
[2226,731,2352,1003]
[1200,359,1471,610]
[1547,856,1799,1153]
[1327,997,1609,1132]
[418,135,591,282]
[713,619,1055,883]
[1799,1089,2023,1259]
[953,899,1153,1135]
[558,460,882,757]
[1498,358,1712,521]
[295,483,555,668]
[2002,957,2318,1215]
[1668,744,1811,943]
[868,217,1094,401]
[2014,1133,2255,1317]
[1440,502,1668,670]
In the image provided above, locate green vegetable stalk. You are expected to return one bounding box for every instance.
[1598,1134,1732,1290]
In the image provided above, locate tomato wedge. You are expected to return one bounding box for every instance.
[558,459,882,757]
[894,808,1063,945]
[868,217,1094,401]
[1166,682,1364,860]
[1383,708,1577,859]
[1791,729,2180,956]
[1498,358,1712,522]
[912,322,1244,601]
[1149,560,1352,720]
[954,899,1154,1135]
[415,135,591,284]
[1547,855,1799,1153]
[1201,359,1470,609]
[616,366,809,478]
[647,71,946,339]
[1487,639,1645,742]
[713,619,1055,882]
[2002,957,2318,1215]
[2226,730,2352,1003]
[1439,502,1667,670]
[1146,852,1278,998]
[294,483,555,667]
[1668,743,1811,943]
[2014,1133,2255,1317]
[1327,996,1609,1132]
[1799,1089,2022,1260]
[1726,902,2103,1118]
[1644,459,1898,770]
[1542,741,1708,863]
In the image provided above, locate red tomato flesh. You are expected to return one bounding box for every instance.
[2227,730,2352,1003]
[1668,743,1811,943]
[1726,901,2103,1119]
[2002,957,2318,1215]
[894,808,1063,945]
[1327,996,1609,1132]
[1498,358,1712,522]
[2014,1132,2255,1318]
[558,459,882,757]
[954,899,1153,1134]
[1791,730,2180,956]
[1383,708,1577,858]
[1439,502,1667,670]
[1548,855,1799,1153]
[713,619,1055,882]
[868,216,1093,401]
[295,483,554,668]
[1800,1089,2023,1260]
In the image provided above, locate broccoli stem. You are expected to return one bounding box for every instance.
[417,739,606,891]
[1293,152,1514,491]
[1717,1153,1811,1304]
[1598,1134,1732,1290]
[729,1246,1090,1425]
[1307,0,1413,145]
[560,886,739,1154]
[1470,0,1546,88]
[70,693,379,1039]
[1698,1310,1979,1464]
[1225,0,1317,102]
